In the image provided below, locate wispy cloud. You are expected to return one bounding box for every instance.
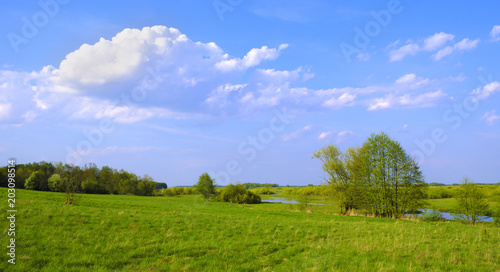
[471,81,500,101]
[491,25,500,41]
[318,130,355,143]
[482,110,500,125]
[388,32,478,62]
[282,125,312,141]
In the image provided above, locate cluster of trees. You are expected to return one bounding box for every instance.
[313,132,427,218]
[0,161,165,196]
[194,173,261,204]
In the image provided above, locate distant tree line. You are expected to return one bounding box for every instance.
[241,183,279,189]
[0,161,166,196]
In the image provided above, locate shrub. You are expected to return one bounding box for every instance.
[251,187,276,195]
[421,209,444,222]
[296,194,311,212]
[215,184,261,204]
[162,187,195,197]
[492,205,500,225]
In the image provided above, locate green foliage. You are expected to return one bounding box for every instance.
[250,187,276,195]
[48,174,64,192]
[296,194,311,212]
[195,173,216,199]
[1,161,160,197]
[215,184,261,204]
[64,176,81,205]
[429,182,447,186]
[162,187,195,196]
[420,209,444,222]
[492,205,500,225]
[427,187,456,199]
[241,182,279,189]
[452,177,490,225]
[313,132,427,217]
[25,170,47,190]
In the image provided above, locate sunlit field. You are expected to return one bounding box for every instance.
[2,188,500,272]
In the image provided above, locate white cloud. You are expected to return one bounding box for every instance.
[368,90,447,111]
[433,38,479,60]
[337,130,355,142]
[282,125,312,141]
[56,26,186,85]
[318,131,333,140]
[322,92,356,108]
[388,32,478,61]
[482,110,500,125]
[0,26,454,127]
[491,25,500,41]
[68,97,196,123]
[67,145,162,161]
[205,83,248,109]
[394,74,431,90]
[423,32,455,51]
[395,74,417,84]
[472,81,500,101]
[389,44,420,62]
[317,130,355,143]
[0,103,12,119]
[215,44,288,72]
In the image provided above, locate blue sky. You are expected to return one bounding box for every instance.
[1,0,499,186]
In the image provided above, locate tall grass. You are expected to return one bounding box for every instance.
[1,188,499,271]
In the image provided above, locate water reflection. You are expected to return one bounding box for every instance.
[264,197,324,205]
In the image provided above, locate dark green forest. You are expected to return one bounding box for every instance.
[0,161,166,196]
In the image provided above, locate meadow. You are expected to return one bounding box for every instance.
[1,188,500,271]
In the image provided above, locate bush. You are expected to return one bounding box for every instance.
[296,194,311,212]
[162,187,195,197]
[250,187,276,195]
[492,205,500,225]
[421,209,445,222]
[215,184,261,204]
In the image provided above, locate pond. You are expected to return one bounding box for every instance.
[417,209,493,222]
[264,197,324,205]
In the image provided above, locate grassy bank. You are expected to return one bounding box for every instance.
[1,188,500,271]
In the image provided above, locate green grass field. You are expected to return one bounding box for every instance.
[1,188,500,271]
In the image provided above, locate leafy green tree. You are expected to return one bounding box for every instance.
[48,174,64,192]
[452,177,490,225]
[136,175,156,196]
[361,132,427,218]
[313,145,365,214]
[25,170,47,190]
[313,132,427,217]
[195,173,216,199]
